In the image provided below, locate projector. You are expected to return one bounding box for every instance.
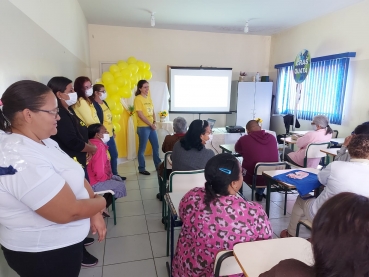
[226,126,245,133]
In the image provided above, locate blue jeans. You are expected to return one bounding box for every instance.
[137,127,161,172]
[256,188,265,195]
[107,136,118,175]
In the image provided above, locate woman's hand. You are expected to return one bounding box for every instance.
[90,212,107,242]
[86,153,92,163]
[150,123,157,130]
[89,143,97,155]
[343,135,353,147]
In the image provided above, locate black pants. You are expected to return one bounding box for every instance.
[2,241,83,277]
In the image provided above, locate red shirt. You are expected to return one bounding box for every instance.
[235,130,279,186]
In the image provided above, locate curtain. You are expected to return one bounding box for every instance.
[276,57,350,124]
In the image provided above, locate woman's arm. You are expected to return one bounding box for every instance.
[74,99,99,126]
[89,146,110,182]
[137,110,155,129]
[35,183,106,224]
[82,142,97,154]
[318,163,332,186]
[296,132,312,148]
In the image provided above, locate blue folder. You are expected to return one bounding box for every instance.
[273,170,321,196]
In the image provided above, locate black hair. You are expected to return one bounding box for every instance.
[135,80,148,96]
[91,84,105,103]
[354,123,369,135]
[312,192,369,276]
[47,77,73,108]
[0,80,52,133]
[88,123,104,139]
[204,153,241,206]
[180,119,209,151]
[325,125,333,136]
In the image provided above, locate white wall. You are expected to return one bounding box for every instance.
[0,0,91,95]
[88,25,271,127]
[269,0,369,137]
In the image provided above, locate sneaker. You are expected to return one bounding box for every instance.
[139,171,151,175]
[156,193,163,201]
[117,174,127,180]
[82,247,98,267]
[83,237,94,246]
[255,193,263,202]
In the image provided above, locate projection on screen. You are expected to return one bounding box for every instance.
[170,68,232,112]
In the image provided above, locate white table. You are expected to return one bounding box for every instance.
[290,130,310,136]
[233,237,314,277]
[320,148,339,157]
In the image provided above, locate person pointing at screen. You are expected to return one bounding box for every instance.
[134,80,161,175]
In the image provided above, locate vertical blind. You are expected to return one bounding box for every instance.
[275,57,351,125]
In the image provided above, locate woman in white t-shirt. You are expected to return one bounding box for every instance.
[280,134,369,238]
[0,80,106,277]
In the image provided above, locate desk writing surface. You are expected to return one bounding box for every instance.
[167,192,187,217]
[320,148,339,156]
[290,130,309,135]
[219,144,236,153]
[233,237,314,277]
[263,168,320,188]
[280,137,297,144]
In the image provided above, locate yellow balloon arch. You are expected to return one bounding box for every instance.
[97,57,153,158]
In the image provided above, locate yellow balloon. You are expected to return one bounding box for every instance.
[105,97,116,110]
[112,103,123,115]
[118,87,132,98]
[145,71,153,80]
[136,61,145,70]
[145,62,151,70]
[128,63,139,74]
[109,64,119,74]
[127,56,137,64]
[106,83,119,95]
[112,114,121,123]
[113,122,121,132]
[125,80,131,89]
[102,72,114,84]
[130,75,138,86]
[117,61,128,70]
[121,68,132,78]
[113,72,123,78]
[130,81,136,90]
[115,76,126,87]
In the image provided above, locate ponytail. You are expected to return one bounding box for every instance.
[204,181,216,207]
[326,124,333,135]
[0,108,11,133]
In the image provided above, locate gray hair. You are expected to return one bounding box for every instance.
[312,115,329,128]
[173,117,187,133]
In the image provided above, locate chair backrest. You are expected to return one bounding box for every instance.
[169,169,206,192]
[305,142,330,159]
[254,162,287,176]
[214,250,243,277]
[164,151,172,170]
[333,130,339,138]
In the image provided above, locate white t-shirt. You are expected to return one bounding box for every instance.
[312,159,369,214]
[0,133,90,252]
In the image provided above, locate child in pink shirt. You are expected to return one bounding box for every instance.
[87,124,126,214]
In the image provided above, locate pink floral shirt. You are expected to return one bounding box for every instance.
[87,138,112,186]
[172,187,273,277]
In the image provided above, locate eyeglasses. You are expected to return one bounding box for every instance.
[32,108,59,119]
[99,90,106,93]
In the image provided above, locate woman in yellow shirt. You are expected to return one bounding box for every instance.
[134,80,161,175]
[90,84,126,180]
[72,76,100,126]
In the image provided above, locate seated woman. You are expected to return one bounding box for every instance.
[282,115,332,168]
[171,119,215,171]
[334,123,369,161]
[172,154,273,277]
[280,134,369,237]
[87,123,127,215]
[260,192,369,277]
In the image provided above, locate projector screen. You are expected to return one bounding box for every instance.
[170,67,232,112]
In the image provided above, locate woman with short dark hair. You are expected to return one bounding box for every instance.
[261,192,369,276]
[171,119,215,171]
[172,154,272,277]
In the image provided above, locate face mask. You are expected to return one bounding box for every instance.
[313,125,318,131]
[208,134,213,141]
[99,92,107,101]
[102,133,110,144]
[64,92,78,106]
[86,87,93,97]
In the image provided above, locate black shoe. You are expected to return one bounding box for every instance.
[83,237,94,246]
[82,247,98,267]
[117,174,127,180]
[255,193,263,202]
[156,193,163,201]
[139,171,151,175]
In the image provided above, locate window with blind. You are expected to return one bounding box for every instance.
[275,53,355,125]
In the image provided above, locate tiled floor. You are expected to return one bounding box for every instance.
[0,156,311,277]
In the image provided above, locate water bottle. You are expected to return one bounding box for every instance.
[255,72,260,82]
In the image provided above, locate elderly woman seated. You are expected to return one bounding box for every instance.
[261,192,369,276]
[280,134,369,238]
[172,154,272,277]
[171,119,215,171]
[157,117,187,200]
